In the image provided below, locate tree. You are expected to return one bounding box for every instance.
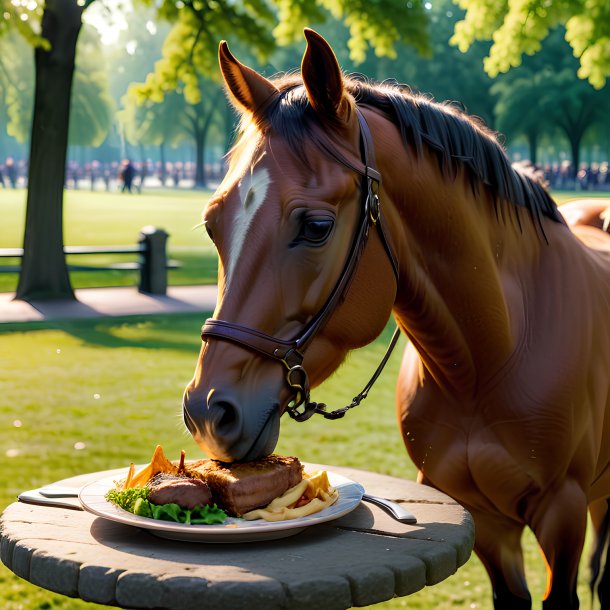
[490,28,610,172]
[491,69,553,164]
[126,67,224,188]
[394,1,496,128]
[544,69,609,174]
[15,0,89,301]
[1,0,432,301]
[451,0,610,89]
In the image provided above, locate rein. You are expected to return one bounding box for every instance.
[201,108,401,422]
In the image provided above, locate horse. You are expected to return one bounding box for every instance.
[182,29,610,609]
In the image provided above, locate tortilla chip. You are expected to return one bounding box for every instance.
[122,445,178,489]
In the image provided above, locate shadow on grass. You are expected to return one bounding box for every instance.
[0,313,210,353]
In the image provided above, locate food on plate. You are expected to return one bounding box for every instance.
[186,454,303,516]
[105,445,339,523]
[242,470,339,521]
[105,485,226,525]
[148,473,212,509]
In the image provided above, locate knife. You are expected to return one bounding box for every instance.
[18,489,82,510]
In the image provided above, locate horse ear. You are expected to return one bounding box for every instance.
[301,28,348,120]
[218,41,279,116]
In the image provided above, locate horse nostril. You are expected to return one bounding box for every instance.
[208,397,242,442]
[214,400,238,430]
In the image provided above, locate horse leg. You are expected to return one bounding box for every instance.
[528,480,587,610]
[470,509,532,609]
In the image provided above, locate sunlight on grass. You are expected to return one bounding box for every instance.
[0,189,218,292]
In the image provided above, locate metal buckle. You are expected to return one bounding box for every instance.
[368,180,380,224]
[274,347,304,370]
[370,193,380,223]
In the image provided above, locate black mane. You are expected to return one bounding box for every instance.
[241,74,563,227]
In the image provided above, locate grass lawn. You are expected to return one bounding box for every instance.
[0,188,218,292]
[0,317,600,610]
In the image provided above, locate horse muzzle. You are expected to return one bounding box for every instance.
[182,384,281,462]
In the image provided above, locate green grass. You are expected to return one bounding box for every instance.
[0,317,601,609]
[0,188,218,292]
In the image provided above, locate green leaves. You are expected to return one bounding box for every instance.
[489,27,610,166]
[273,0,430,64]
[0,0,50,49]
[136,0,431,101]
[106,486,151,513]
[565,1,610,89]
[107,487,228,525]
[0,23,113,146]
[68,26,115,146]
[452,0,610,88]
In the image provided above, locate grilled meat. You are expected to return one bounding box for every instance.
[148,474,212,510]
[186,455,303,516]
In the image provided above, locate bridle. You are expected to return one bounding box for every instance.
[201,107,401,422]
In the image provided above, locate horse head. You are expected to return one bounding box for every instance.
[183,30,398,462]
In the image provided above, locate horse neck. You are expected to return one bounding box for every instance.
[381,147,521,399]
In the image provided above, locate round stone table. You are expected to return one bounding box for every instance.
[1,463,474,610]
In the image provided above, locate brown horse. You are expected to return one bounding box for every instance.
[182,30,610,609]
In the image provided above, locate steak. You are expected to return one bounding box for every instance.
[186,455,303,516]
[148,474,213,510]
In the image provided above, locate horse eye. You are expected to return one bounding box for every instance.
[302,218,334,244]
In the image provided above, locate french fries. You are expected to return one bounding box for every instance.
[242,470,339,521]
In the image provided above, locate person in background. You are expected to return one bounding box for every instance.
[120,159,136,193]
[5,157,17,188]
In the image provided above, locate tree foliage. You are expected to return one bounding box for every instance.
[120,91,188,150]
[388,1,496,128]
[134,0,431,103]
[490,28,610,170]
[451,0,610,89]
[68,27,115,146]
[1,26,114,147]
[0,32,32,142]
[0,0,48,47]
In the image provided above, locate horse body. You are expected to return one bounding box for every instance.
[184,30,610,608]
[394,173,610,605]
[373,114,610,604]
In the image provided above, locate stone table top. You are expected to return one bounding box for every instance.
[1,464,474,610]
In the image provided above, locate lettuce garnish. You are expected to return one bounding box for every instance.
[105,487,227,524]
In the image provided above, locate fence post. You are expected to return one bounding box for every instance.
[139,226,168,295]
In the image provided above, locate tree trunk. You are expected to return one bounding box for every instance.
[159,142,166,185]
[16,0,84,301]
[194,131,206,188]
[569,136,580,179]
[527,130,538,165]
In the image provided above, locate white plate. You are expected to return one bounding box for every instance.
[79,469,364,543]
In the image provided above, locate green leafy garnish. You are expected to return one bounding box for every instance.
[105,487,228,525]
[105,487,150,513]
